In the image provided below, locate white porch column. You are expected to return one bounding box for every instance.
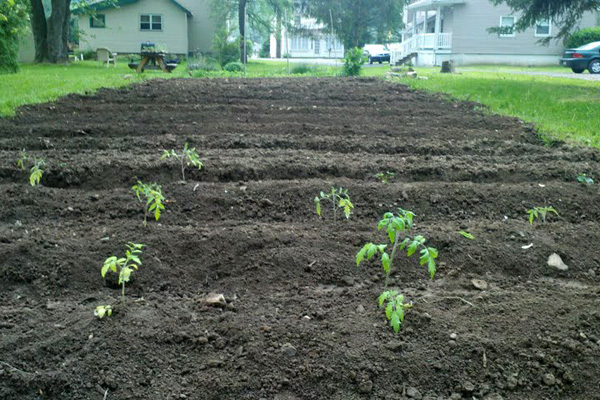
[412,10,417,36]
[424,11,428,33]
[434,6,442,49]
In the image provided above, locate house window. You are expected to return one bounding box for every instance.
[535,19,551,37]
[499,16,516,37]
[291,36,309,50]
[140,14,162,31]
[327,38,342,50]
[90,14,106,28]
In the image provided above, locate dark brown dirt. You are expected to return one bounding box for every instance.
[1,77,600,400]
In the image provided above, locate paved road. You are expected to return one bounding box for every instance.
[253,57,390,68]
[462,68,600,81]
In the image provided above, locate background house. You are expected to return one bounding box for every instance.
[74,0,217,55]
[392,0,599,66]
[269,14,344,58]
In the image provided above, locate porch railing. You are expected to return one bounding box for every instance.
[390,32,452,64]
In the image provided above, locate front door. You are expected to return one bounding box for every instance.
[314,40,320,55]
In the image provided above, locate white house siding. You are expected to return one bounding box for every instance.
[269,15,344,58]
[18,32,36,63]
[178,0,216,53]
[77,0,189,54]
[450,0,597,57]
[282,36,344,58]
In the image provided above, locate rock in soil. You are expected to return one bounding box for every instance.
[472,279,488,290]
[358,380,373,394]
[542,373,556,386]
[406,386,422,398]
[281,343,297,357]
[547,253,569,271]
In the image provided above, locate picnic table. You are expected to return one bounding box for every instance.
[128,43,178,73]
[136,51,173,73]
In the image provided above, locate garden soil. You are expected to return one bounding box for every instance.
[1,77,599,400]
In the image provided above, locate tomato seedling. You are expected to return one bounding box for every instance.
[379,290,412,333]
[356,208,438,286]
[132,181,165,227]
[577,173,594,185]
[161,143,203,182]
[527,206,558,225]
[94,305,113,319]
[374,171,395,184]
[16,149,45,186]
[101,242,144,303]
[314,187,354,221]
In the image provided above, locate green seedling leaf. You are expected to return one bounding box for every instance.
[94,305,112,319]
[385,302,393,320]
[381,252,390,274]
[577,174,594,185]
[459,231,474,240]
[356,243,370,266]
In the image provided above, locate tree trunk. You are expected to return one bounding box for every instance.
[47,0,71,62]
[238,0,247,63]
[30,0,47,62]
[275,11,282,58]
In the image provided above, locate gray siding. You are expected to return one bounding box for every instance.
[78,0,189,54]
[77,0,217,54]
[450,0,597,55]
[179,0,216,53]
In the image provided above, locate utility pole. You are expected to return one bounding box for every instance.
[244,2,247,77]
[285,8,290,74]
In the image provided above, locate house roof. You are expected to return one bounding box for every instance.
[72,0,192,17]
[407,0,464,11]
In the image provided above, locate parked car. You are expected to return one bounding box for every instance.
[560,41,600,74]
[363,44,391,64]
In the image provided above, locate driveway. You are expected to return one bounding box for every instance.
[462,68,600,81]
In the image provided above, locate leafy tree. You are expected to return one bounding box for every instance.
[208,0,293,62]
[488,0,600,41]
[0,0,29,74]
[29,0,71,62]
[29,0,115,63]
[298,0,404,50]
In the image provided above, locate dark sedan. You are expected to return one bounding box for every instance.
[560,41,600,74]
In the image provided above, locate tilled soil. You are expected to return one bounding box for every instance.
[1,77,599,400]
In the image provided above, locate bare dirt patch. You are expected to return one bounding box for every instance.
[1,77,599,400]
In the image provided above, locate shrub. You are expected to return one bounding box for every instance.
[0,0,29,74]
[291,64,314,74]
[189,54,221,72]
[211,28,240,67]
[259,39,270,58]
[343,47,367,76]
[224,61,244,72]
[565,27,600,49]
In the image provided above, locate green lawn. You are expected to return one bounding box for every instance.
[396,69,600,147]
[0,61,191,117]
[3,60,599,148]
